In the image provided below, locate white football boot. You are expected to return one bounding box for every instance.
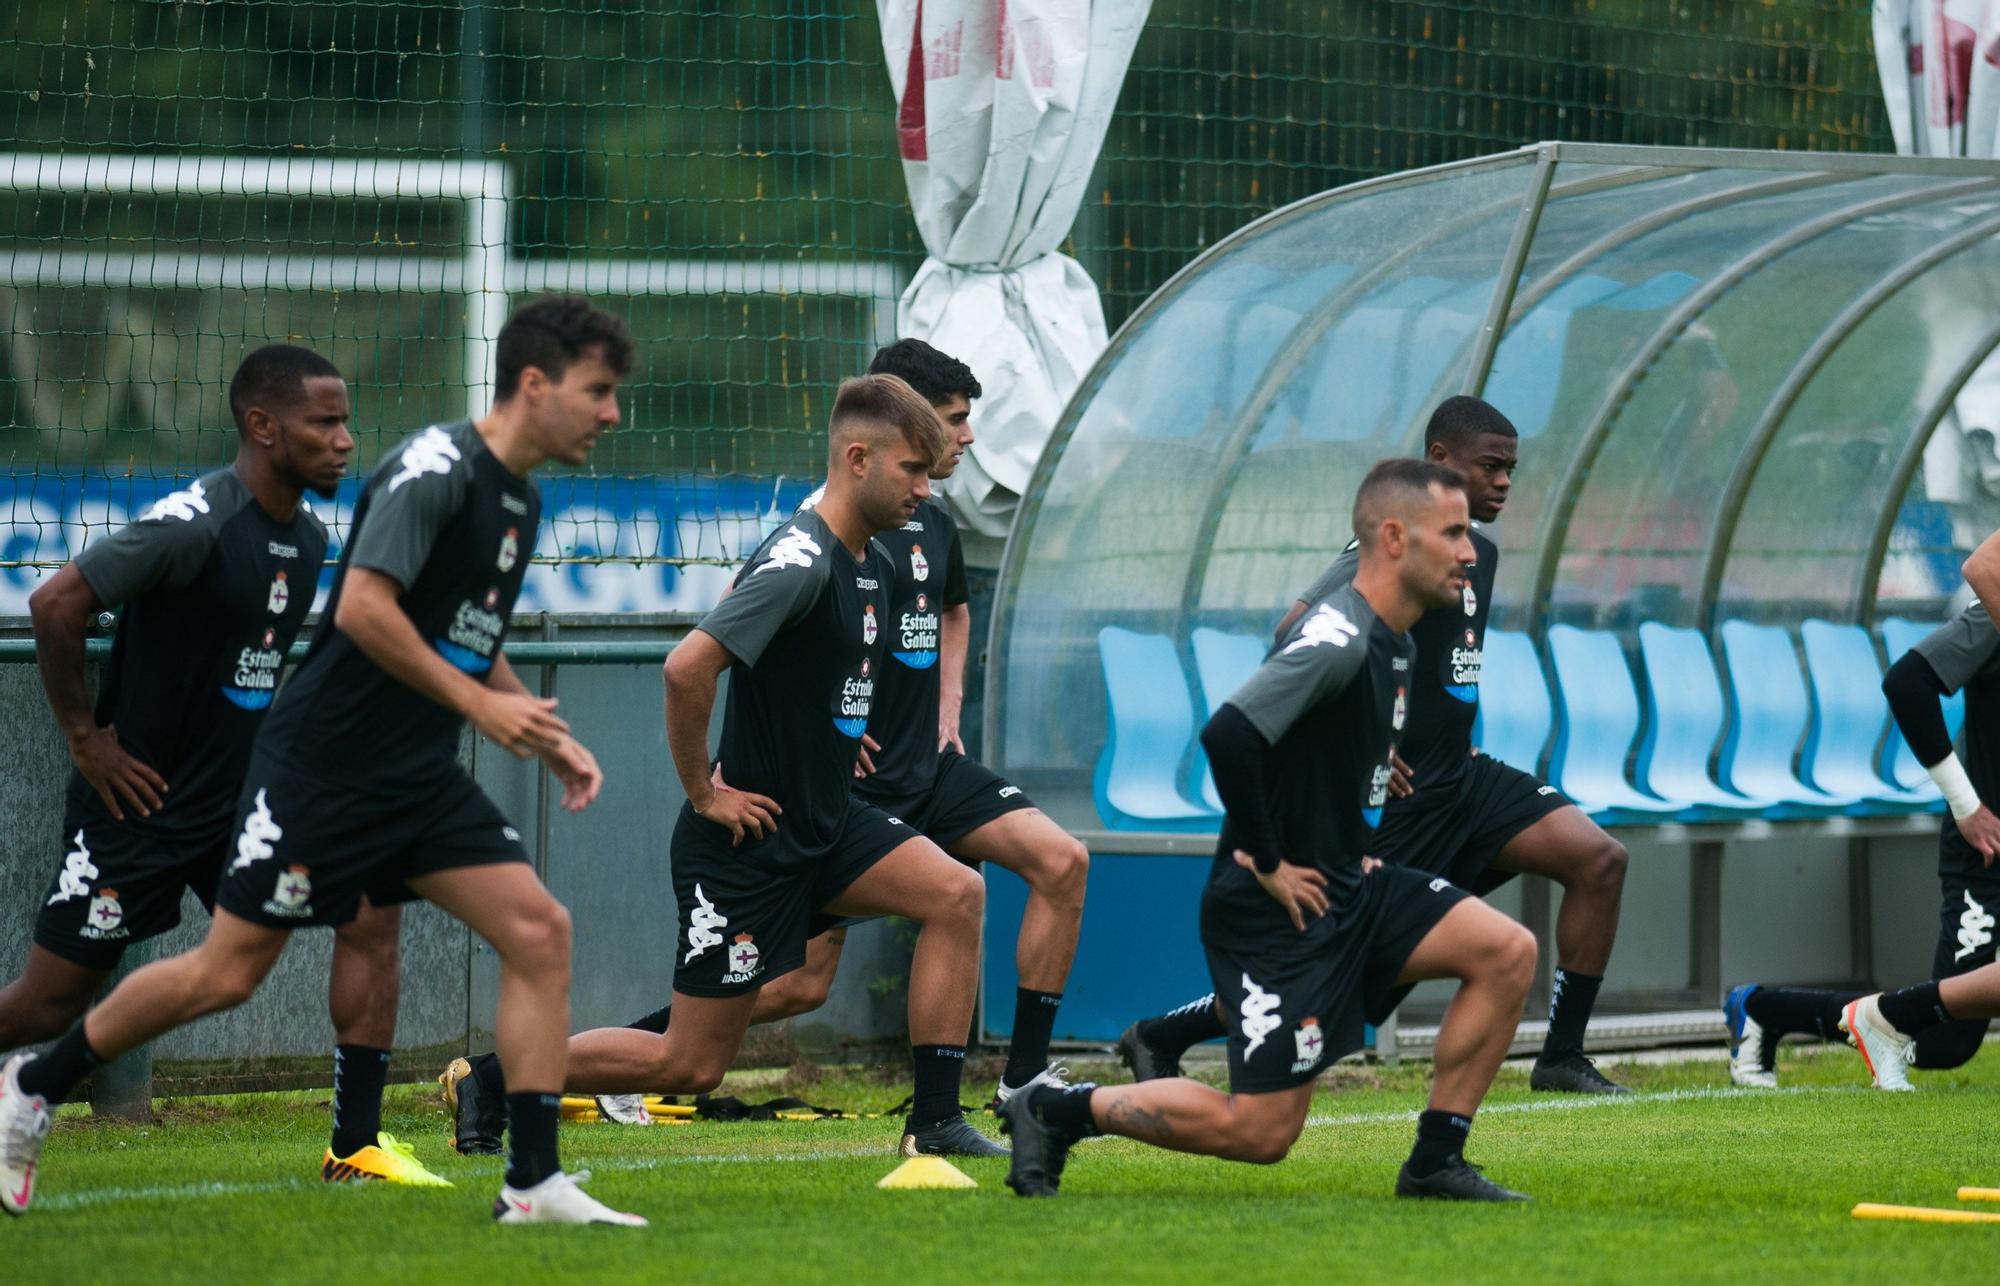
[990,1062,1071,1109]
[1840,995,1916,1092]
[494,1169,647,1226]
[593,1094,653,1126]
[0,1052,53,1216]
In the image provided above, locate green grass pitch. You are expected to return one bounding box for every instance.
[12,1046,2000,1283]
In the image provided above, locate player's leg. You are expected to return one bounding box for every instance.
[947,803,1089,1097]
[321,899,447,1185]
[1487,797,1630,1092]
[0,947,109,1054]
[820,831,997,1156]
[408,862,642,1225]
[1115,993,1228,1082]
[1910,842,1998,1070]
[0,909,290,1214]
[1383,884,1536,1200]
[1725,982,1853,1089]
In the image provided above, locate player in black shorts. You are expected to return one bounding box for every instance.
[1119,396,1633,1094]
[1722,593,2000,1090]
[0,297,645,1225]
[0,345,434,1187]
[568,341,1088,1125]
[1000,461,1536,1202]
[443,374,1004,1157]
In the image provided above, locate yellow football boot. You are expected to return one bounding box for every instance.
[322,1132,454,1187]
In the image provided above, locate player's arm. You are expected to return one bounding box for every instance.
[335,569,569,756]
[1884,644,2000,862]
[1200,705,1327,932]
[1963,528,2000,624]
[938,524,970,753]
[29,564,167,820]
[488,652,601,813]
[662,628,777,845]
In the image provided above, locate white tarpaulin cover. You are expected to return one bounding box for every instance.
[1873,0,2000,510]
[879,0,1151,566]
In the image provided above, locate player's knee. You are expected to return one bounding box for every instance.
[1034,837,1089,910]
[1585,836,1629,893]
[506,898,573,976]
[201,965,266,1013]
[1493,922,1538,995]
[1913,1020,1988,1070]
[1228,1119,1301,1165]
[929,861,985,930]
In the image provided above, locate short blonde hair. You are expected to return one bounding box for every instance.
[828,373,948,469]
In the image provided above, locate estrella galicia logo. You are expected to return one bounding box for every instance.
[224,626,283,709]
[833,657,873,738]
[1443,626,1481,704]
[892,592,940,670]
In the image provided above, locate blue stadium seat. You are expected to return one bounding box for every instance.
[1475,629,1552,774]
[1716,621,1863,816]
[1190,628,1269,812]
[1544,626,1680,820]
[1799,620,1939,812]
[1633,623,1771,819]
[1879,617,1959,794]
[1094,627,1217,831]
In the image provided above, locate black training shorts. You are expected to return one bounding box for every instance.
[1934,819,2000,981]
[33,806,228,970]
[858,749,1036,851]
[672,795,919,997]
[1201,863,1467,1094]
[215,752,530,929]
[1371,753,1571,895]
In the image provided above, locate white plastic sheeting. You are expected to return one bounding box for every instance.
[878,0,1150,565]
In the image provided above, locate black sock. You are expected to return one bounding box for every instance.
[1540,968,1602,1062]
[625,1004,673,1035]
[16,1021,105,1105]
[1743,985,1855,1043]
[1028,1082,1101,1139]
[1406,1108,1472,1174]
[907,1044,966,1130]
[1003,989,1063,1088]
[469,1050,506,1096]
[1878,980,1950,1037]
[330,1045,391,1157]
[504,1092,563,1190]
[1137,993,1228,1057]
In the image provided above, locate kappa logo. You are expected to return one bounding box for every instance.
[264,865,314,918]
[47,829,99,905]
[1239,973,1283,1057]
[389,425,463,491]
[500,492,529,515]
[1283,603,1360,655]
[144,479,209,523]
[684,883,728,963]
[1292,1017,1325,1073]
[1429,877,1451,893]
[83,888,126,939]
[753,525,822,576]
[1537,785,1559,796]
[502,825,522,843]
[267,570,289,614]
[229,788,284,872]
[723,933,763,983]
[1956,890,1995,962]
[498,526,519,573]
[998,785,1022,799]
[910,546,930,582]
[268,540,299,559]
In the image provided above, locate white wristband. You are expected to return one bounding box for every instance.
[1926,752,1983,820]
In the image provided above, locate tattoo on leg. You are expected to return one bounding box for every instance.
[1103,1097,1174,1145]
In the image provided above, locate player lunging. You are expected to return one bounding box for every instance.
[445,374,1006,1157]
[1002,461,1536,1202]
[1120,397,1630,1094]
[0,297,643,1225]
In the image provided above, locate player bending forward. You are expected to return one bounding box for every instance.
[1001,460,1536,1202]
[0,296,644,1225]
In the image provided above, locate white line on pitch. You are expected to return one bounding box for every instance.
[1303,1082,1854,1129]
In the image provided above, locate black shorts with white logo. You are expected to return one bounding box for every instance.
[1370,753,1571,895]
[1202,864,1467,1094]
[858,749,1036,851]
[33,807,228,970]
[215,752,530,929]
[672,795,919,998]
[1934,820,2000,980]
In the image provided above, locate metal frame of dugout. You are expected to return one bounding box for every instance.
[982,143,2000,1064]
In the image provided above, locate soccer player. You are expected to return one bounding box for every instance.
[564,339,1087,1120]
[1000,460,1537,1201]
[1118,396,1632,1094]
[445,373,1005,1158]
[1721,596,2000,1088]
[0,344,434,1186]
[0,296,645,1225]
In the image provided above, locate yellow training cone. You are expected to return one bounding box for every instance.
[1957,1188,2000,1203]
[877,1155,978,1191]
[1852,1202,2000,1224]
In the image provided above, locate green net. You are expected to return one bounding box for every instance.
[0,0,1889,609]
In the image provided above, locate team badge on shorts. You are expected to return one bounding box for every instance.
[264,865,314,918]
[723,933,763,984]
[1292,1016,1324,1073]
[83,888,127,940]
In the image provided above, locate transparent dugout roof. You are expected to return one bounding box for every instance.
[992,143,2000,805]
